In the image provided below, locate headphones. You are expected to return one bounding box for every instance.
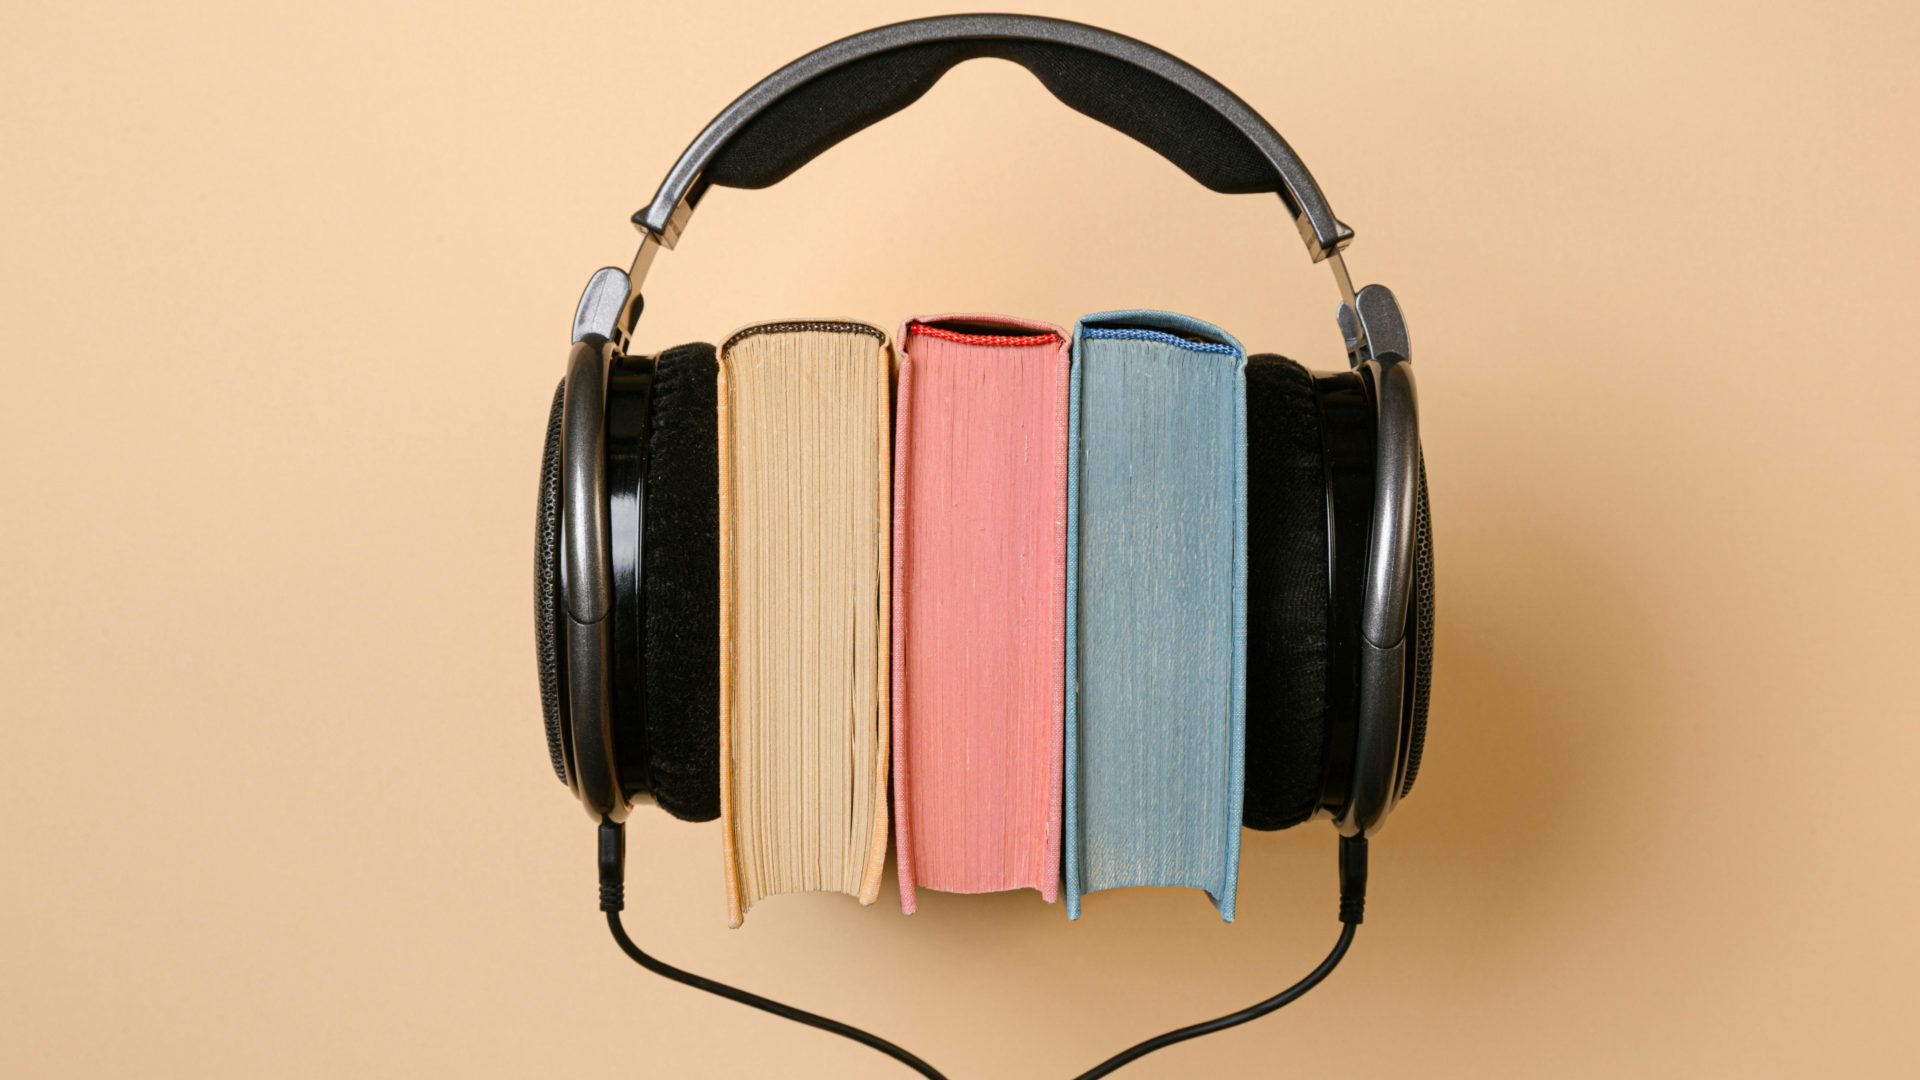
[535,15,1432,1077]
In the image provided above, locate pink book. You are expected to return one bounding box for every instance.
[891,314,1070,913]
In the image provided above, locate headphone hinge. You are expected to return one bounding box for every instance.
[571,253,655,355]
[1334,261,1412,369]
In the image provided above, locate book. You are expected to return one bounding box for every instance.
[716,320,894,927]
[890,315,1071,914]
[1064,310,1248,922]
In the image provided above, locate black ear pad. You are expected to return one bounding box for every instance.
[1242,354,1331,830]
[535,379,571,786]
[640,343,722,822]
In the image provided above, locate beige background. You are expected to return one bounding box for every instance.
[2,0,1916,1075]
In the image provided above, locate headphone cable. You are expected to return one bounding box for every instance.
[598,821,1365,1079]
[598,821,949,1079]
[1070,834,1367,1078]
[1070,833,1367,1078]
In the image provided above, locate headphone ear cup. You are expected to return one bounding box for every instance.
[1242,354,1331,829]
[641,343,723,822]
[535,379,571,786]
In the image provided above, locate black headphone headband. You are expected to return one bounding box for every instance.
[580,14,1410,368]
[636,14,1351,260]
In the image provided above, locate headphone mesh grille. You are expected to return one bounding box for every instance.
[1401,450,1434,798]
[535,379,568,784]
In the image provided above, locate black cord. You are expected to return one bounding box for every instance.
[1069,834,1370,1079]
[598,820,1367,1080]
[1069,921,1356,1079]
[598,821,948,1079]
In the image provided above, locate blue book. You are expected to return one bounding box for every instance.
[1064,310,1247,922]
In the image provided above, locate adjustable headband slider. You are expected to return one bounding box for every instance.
[635,192,694,250]
[1302,208,1356,263]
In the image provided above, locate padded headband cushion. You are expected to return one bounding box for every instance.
[1242,354,1330,830]
[642,343,723,822]
[535,379,568,784]
[706,42,1277,195]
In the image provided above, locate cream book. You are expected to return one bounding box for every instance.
[717,320,894,927]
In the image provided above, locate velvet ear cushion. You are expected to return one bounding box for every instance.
[641,343,723,822]
[1242,354,1331,830]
